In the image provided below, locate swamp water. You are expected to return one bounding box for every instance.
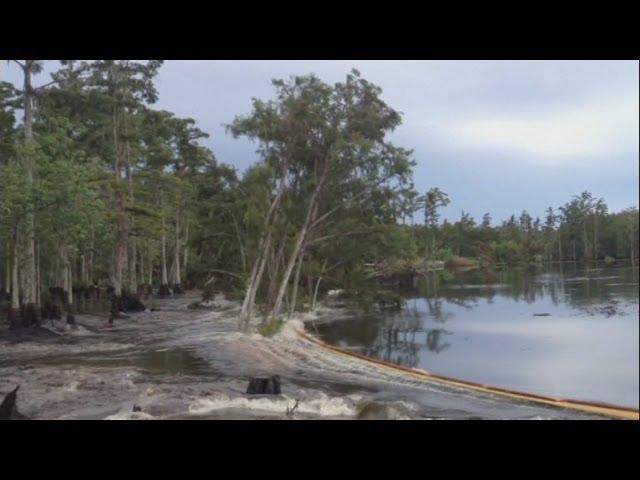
[317,263,639,410]
[1,264,637,419]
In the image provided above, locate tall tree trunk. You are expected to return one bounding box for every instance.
[593,217,598,262]
[183,221,189,279]
[35,241,41,309]
[159,204,169,295]
[66,261,74,324]
[631,223,635,266]
[558,234,562,262]
[88,232,95,285]
[231,214,246,273]
[111,96,124,298]
[271,172,326,318]
[238,176,287,327]
[10,238,20,328]
[288,250,305,317]
[310,259,328,312]
[239,231,272,329]
[60,246,75,324]
[125,109,137,295]
[80,254,86,286]
[148,243,154,287]
[112,240,126,298]
[21,61,39,325]
[129,231,137,295]
[138,248,144,293]
[173,212,182,293]
[109,66,129,314]
[4,254,10,293]
[266,237,286,310]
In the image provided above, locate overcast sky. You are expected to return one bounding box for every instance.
[2,60,638,223]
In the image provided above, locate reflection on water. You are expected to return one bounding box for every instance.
[317,264,640,408]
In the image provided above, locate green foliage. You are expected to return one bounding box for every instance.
[258,316,286,337]
[493,240,523,265]
[1,60,638,325]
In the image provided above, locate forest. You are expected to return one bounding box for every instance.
[1,60,638,331]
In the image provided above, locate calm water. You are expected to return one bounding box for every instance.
[317,264,640,409]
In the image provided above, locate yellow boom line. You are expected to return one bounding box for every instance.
[297,330,640,420]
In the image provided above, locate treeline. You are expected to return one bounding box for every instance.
[0,61,638,330]
[414,191,639,266]
[400,190,639,268]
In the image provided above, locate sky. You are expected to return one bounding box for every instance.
[2,60,638,224]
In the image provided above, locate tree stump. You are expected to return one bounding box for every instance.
[246,376,282,395]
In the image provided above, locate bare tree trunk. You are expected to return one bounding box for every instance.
[238,176,287,327]
[558,235,562,262]
[288,250,305,317]
[112,240,126,298]
[174,212,182,292]
[20,61,39,325]
[266,238,286,310]
[67,263,74,322]
[80,254,87,286]
[231,214,246,273]
[10,238,20,328]
[272,234,305,318]
[582,223,589,261]
[110,91,126,299]
[138,247,144,292]
[183,221,189,275]
[129,228,137,294]
[148,243,154,287]
[310,259,328,312]
[161,232,168,286]
[631,225,635,267]
[4,254,10,293]
[124,109,137,295]
[593,217,598,262]
[271,172,326,318]
[239,232,272,329]
[239,248,263,327]
[88,233,95,285]
[35,241,41,309]
[60,246,75,324]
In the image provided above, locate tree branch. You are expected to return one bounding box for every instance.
[10,60,25,70]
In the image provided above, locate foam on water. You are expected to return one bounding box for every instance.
[188,391,360,418]
[106,410,157,420]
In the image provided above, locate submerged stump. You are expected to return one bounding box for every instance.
[20,303,40,327]
[246,376,282,395]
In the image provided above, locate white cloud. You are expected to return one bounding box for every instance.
[438,91,639,165]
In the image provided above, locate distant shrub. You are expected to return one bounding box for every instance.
[437,247,455,262]
[493,240,523,265]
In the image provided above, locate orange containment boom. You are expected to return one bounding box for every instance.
[297,330,640,420]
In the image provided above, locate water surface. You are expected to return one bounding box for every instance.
[317,264,639,408]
